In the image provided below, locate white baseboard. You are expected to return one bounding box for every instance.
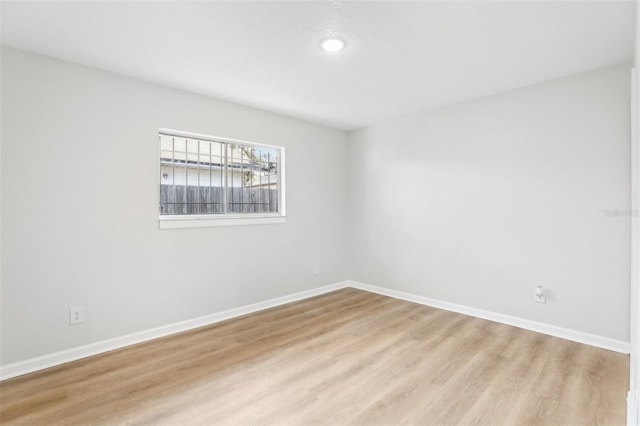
[348,281,630,354]
[628,389,638,426]
[1,279,630,381]
[0,281,350,381]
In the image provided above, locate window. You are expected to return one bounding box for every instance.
[158,129,285,229]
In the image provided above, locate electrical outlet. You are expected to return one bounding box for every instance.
[534,286,546,303]
[313,265,320,276]
[69,307,85,325]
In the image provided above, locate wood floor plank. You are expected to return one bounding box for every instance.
[0,288,629,425]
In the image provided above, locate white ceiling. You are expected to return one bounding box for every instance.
[1,1,635,130]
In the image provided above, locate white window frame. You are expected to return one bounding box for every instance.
[158,128,286,229]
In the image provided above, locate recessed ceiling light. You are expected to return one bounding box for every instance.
[321,37,346,52]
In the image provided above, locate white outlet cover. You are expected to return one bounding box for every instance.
[69,306,85,325]
[534,287,546,304]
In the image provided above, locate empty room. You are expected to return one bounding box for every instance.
[1,1,640,425]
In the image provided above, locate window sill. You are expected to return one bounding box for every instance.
[159,215,286,230]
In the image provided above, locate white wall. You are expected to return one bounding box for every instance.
[0,47,349,365]
[1,46,633,370]
[348,64,631,342]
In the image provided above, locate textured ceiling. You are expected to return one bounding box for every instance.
[1,1,635,130]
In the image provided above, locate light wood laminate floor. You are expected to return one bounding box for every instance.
[0,288,629,425]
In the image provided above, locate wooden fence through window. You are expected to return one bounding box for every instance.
[160,185,278,215]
